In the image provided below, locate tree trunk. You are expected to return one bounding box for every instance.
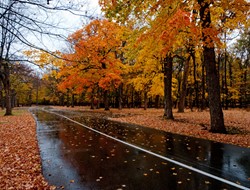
[143,91,148,110]
[0,83,4,109]
[0,59,11,115]
[178,56,190,112]
[199,1,226,133]
[118,83,123,110]
[17,98,19,107]
[204,48,225,133]
[131,88,134,108]
[243,70,247,107]
[103,90,109,111]
[201,61,206,110]
[71,94,75,108]
[66,91,70,107]
[229,60,233,107]
[163,55,174,120]
[223,33,229,110]
[60,94,65,106]
[90,93,94,109]
[1,61,12,115]
[191,51,199,109]
[218,54,224,108]
[3,80,12,115]
[96,87,100,109]
[155,95,160,108]
[11,89,16,108]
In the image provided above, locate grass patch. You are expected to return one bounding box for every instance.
[0,109,5,116]
[226,126,249,135]
[0,108,28,116]
[12,109,27,116]
[0,121,9,124]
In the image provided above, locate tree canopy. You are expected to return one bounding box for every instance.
[3,0,249,133]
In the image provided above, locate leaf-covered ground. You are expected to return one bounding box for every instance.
[109,108,250,148]
[55,106,250,148]
[0,109,55,190]
[0,107,249,189]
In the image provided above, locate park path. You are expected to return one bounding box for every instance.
[30,107,250,190]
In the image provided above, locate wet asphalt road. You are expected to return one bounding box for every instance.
[30,107,250,190]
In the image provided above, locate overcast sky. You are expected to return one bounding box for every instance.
[46,0,102,51]
[24,0,102,53]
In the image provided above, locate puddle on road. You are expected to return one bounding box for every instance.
[31,108,250,190]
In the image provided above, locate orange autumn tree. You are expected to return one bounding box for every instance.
[60,19,127,110]
[100,0,249,133]
[196,0,249,133]
[100,0,195,119]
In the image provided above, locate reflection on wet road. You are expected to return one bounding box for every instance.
[31,107,250,190]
